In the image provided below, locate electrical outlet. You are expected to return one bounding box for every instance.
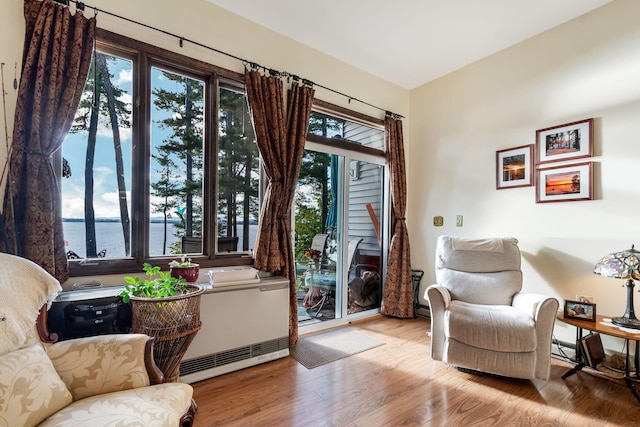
[456,215,463,227]
[576,295,594,304]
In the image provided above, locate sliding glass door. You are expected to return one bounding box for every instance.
[295,108,387,331]
[295,148,385,331]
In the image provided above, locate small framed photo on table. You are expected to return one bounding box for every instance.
[564,300,596,322]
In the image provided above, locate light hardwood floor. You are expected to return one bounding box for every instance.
[191,316,640,426]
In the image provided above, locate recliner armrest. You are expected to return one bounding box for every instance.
[512,292,558,321]
[425,285,451,361]
[45,333,154,401]
[426,284,451,310]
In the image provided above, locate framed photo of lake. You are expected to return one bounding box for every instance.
[496,145,533,189]
[536,118,593,164]
[536,162,593,203]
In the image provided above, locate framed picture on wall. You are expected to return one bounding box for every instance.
[535,118,593,164]
[536,162,593,203]
[496,145,533,189]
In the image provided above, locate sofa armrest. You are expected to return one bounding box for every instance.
[46,333,156,401]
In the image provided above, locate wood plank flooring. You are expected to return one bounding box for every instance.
[191,316,640,426]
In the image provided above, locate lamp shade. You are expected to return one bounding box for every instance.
[593,245,640,280]
[593,245,640,329]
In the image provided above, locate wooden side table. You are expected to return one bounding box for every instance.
[557,313,640,402]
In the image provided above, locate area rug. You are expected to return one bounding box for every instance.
[290,328,384,369]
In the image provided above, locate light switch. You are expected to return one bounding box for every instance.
[456,215,463,227]
[434,216,443,227]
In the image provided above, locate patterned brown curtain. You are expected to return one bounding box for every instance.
[0,0,95,282]
[244,68,314,346]
[381,115,413,318]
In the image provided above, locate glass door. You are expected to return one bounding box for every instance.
[295,147,385,332]
[295,150,344,329]
[295,109,387,332]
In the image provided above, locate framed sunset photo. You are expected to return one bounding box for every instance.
[536,162,593,203]
[496,145,533,189]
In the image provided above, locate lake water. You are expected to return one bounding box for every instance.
[63,221,256,258]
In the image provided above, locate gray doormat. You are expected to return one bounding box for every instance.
[290,328,384,369]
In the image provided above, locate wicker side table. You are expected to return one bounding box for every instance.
[130,284,204,382]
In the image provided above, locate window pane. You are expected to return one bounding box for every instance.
[347,159,383,314]
[218,86,260,253]
[295,150,342,324]
[309,111,384,150]
[62,53,133,259]
[149,67,205,256]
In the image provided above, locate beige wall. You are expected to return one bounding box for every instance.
[0,0,24,205]
[409,0,640,344]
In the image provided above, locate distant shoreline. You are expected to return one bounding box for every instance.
[63,218,258,224]
[63,218,180,224]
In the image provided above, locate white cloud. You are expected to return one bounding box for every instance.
[96,126,132,143]
[114,68,132,85]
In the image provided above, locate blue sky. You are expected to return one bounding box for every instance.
[61,58,198,220]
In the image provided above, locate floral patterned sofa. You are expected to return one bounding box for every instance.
[0,253,197,426]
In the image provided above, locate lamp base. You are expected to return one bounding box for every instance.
[612,317,640,330]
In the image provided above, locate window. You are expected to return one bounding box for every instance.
[61,30,259,276]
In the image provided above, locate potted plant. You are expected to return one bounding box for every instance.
[120,263,205,382]
[168,255,200,283]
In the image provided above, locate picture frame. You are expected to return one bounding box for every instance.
[535,118,593,164]
[564,299,596,322]
[496,144,533,189]
[536,162,593,203]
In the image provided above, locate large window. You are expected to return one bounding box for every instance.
[61,31,259,276]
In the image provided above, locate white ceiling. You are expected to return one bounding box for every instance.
[207,0,612,90]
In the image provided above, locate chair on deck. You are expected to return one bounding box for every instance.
[302,234,330,311]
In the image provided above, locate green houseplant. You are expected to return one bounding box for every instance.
[121,263,189,302]
[120,263,205,382]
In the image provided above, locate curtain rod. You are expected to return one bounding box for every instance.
[53,0,404,120]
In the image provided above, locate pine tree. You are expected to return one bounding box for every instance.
[218,88,259,251]
[70,53,131,257]
[152,72,204,251]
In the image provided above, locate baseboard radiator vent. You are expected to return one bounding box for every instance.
[179,336,289,383]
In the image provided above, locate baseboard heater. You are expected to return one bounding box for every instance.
[179,275,290,384]
[179,336,289,381]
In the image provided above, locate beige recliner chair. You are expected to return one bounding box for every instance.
[426,236,559,380]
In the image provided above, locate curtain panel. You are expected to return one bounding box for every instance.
[244,68,314,346]
[0,0,95,282]
[381,115,413,318]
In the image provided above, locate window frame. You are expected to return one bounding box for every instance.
[308,99,386,157]
[65,29,254,277]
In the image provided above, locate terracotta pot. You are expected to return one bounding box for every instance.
[170,264,200,282]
